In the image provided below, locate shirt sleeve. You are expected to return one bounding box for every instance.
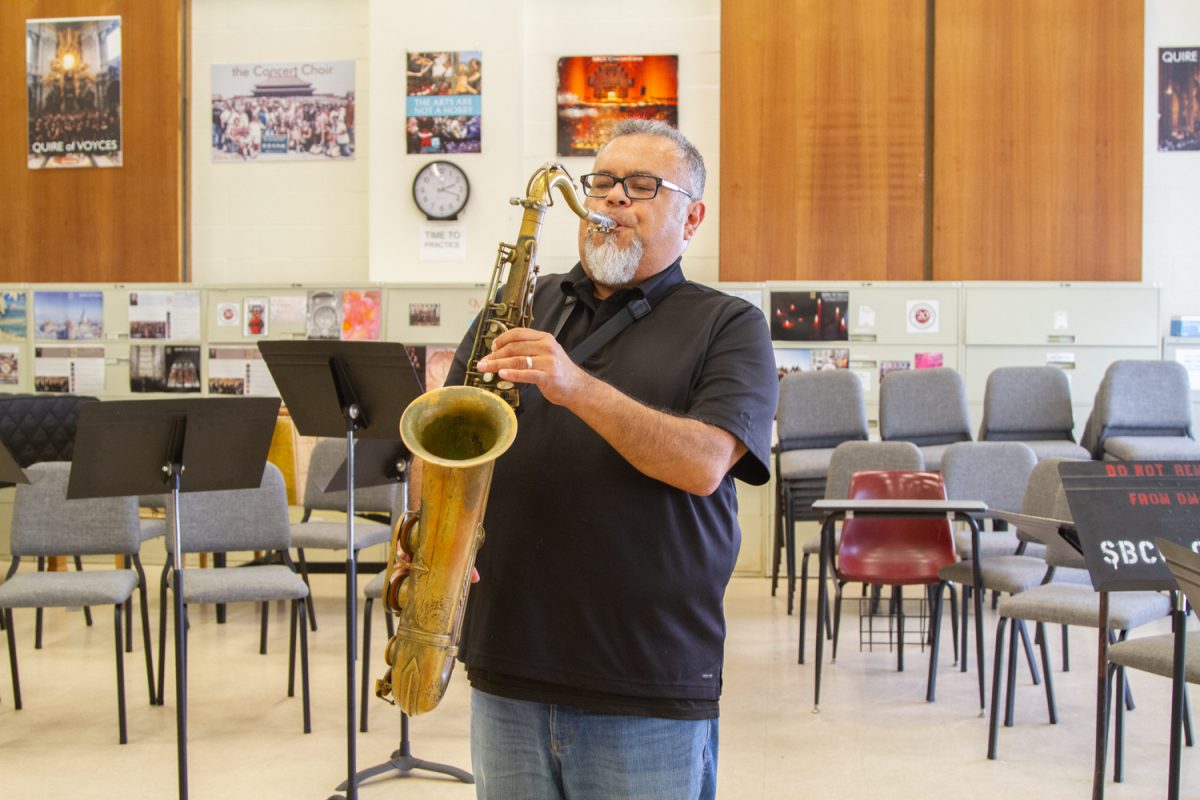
[685,300,778,486]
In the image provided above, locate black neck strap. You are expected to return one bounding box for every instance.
[553,266,685,365]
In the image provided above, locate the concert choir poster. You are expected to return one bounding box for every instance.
[556,55,678,157]
[1159,47,1200,151]
[26,16,123,169]
[406,51,482,154]
[211,60,356,161]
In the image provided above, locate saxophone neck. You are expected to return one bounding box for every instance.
[515,163,616,233]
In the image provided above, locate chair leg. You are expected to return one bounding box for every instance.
[156,566,169,706]
[5,609,21,709]
[114,604,128,745]
[298,600,312,734]
[296,548,318,631]
[1061,624,1070,672]
[893,586,904,673]
[73,556,94,628]
[948,583,959,665]
[123,556,133,653]
[35,557,44,650]
[1114,665,1126,783]
[1036,622,1057,724]
[1017,619,1042,686]
[798,552,810,664]
[960,584,970,673]
[260,601,269,655]
[987,616,1009,759]
[288,600,298,698]
[926,582,944,702]
[771,482,783,597]
[785,502,797,615]
[360,596,374,733]
[1004,618,1020,727]
[832,581,845,664]
[133,559,155,705]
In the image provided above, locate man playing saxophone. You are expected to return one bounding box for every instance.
[408,119,776,799]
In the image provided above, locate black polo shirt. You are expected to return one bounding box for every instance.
[444,259,776,719]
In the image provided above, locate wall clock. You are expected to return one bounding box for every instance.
[412,160,470,221]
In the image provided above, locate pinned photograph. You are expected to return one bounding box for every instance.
[212,60,355,161]
[244,297,269,337]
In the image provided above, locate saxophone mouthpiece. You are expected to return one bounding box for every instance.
[587,212,617,234]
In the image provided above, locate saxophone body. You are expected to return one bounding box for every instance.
[376,163,614,716]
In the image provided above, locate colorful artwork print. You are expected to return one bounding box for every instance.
[341,290,381,341]
[26,16,123,169]
[34,291,103,340]
[0,292,28,341]
[769,291,849,342]
[557,55,678,157]
[406,51,482,154]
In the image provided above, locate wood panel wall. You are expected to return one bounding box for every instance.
[933,0,1142,281]
[0,1,182,283]
[721,0,927,282]
[721,0,1143,283]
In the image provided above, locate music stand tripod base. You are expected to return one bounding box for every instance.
[337,713,474,790]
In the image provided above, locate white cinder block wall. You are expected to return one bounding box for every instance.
[192,0,1199,333]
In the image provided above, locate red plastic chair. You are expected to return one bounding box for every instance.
[831,470,958,702]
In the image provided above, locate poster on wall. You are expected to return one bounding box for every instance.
[341,290,382,340]
[128,290,201,340]
[34,290,103,340]
[26,16,122,169]
[34,346,105,393]
[768,291,848,342]
[0,346,19,385]
[211,60,356,161]
[130,344,201,393]
[556,55,678,157]
[1159,47,1200,151]
[208,346,279,397]
[0,292,28,341]
[406,51,482,154]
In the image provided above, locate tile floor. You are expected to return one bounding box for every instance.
[0,571,1195,799]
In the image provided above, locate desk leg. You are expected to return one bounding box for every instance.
[968,516,985,713]
[1092,592,1109,800]
[1168,597,1187,800]
[813,516,834,713]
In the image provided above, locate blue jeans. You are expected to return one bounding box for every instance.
[470,690,718,800]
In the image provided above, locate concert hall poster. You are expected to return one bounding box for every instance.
[556,55,678,157]
[211,60,356,161]
[406,51,482,154]
[1159,47,1200,151]
[26,16,122,169]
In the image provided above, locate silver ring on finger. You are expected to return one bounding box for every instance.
[525,356,534,369]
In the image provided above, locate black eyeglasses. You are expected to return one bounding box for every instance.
[580,172,693,200]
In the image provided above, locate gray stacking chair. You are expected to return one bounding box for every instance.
[291,437,398,630]
[156,461,312,732]
[798,440,924,664]
[937,442,1041,677]
[0,461,154,744]
[978,367,1090,460]
[986,477,1172,759]
[774,371,869,616]
[1080,360,1200,460]
[879,368,973,471]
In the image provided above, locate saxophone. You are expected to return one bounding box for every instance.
[376,163,615,716]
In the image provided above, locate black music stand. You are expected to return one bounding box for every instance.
[67,397,281,800]
[1054,460,1200,800]
[257,340,470,799]
[0,437,30,485]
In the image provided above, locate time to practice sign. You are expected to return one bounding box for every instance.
[1060,461,1200,592]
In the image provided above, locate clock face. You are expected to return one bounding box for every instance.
[412,160,470,220]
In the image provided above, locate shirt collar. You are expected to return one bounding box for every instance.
[560,257,684,307]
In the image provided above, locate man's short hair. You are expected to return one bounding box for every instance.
[603,119,706,201]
